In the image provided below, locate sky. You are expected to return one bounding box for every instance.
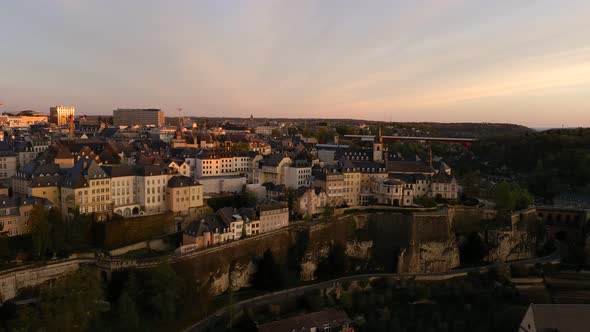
[1,0,590,127]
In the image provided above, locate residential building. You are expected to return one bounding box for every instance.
[0,151,18,179]
[102,165,141,217]
[314,169,345,207]
[113,108,164,127]
[217,207,245,240]
[257,309,354,332]
[60,158,111,221]
[258,201,289,233]
[50,106,75,126]
[166,175,203,214]
[295,186,328,218]
[284,162,312,189]
[29,176,61,207]
[519,304,590,332]
[0,195,52,237]
[136,165,169,214]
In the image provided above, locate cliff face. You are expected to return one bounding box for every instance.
[486,230,537,262]
[397,211,461,273]
[175,210,462,294]
[300,211,460,279]
[398,241,460,273]
[172,230,292,296]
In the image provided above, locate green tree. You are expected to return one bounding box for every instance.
[29,203,50,258]
[271,129,282,138]
[112,292,140,331]
[492,182,533,211]
[48,208,66,254]
[238,189,257,208]
[39,268,105,332]
[141,264,182,320]
[322,205,334,221]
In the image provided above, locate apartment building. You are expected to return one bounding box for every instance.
[284,162,312,189]
[313,169,345,207]
[29,176,61,207]
[136,165,169,214]
[60,159,111,221]
[166,175,203,214]
[195,150,252,177]
[0,195,51,237]
[102,165,141,217]
[258,202,289,233]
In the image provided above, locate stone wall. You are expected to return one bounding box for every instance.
[0,255,95,301]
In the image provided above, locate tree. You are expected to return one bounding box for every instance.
[48,208,66,255]
[112,292,140,331]
[141,264,182,320]
[252,249,285,291]
[271,129,282,138]
[238,189,257,208]
[492,182,533,211]
[322,205,334,221]
[39,267,105,331]
[29,204,50,258]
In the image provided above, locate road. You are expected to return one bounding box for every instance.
[183,250,561,332]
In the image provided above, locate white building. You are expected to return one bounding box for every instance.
[136,165,170,214]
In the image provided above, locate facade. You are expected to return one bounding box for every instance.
[314,170,345,207]
[29,176,61,207]
[258,202,289,233]
[295,186,328,218]
[0,195,51,237]
[0,152,18,179]
[60,159,112,221]
[195,150,252,178]
[284,164,312,189]
[519,304,590,332]
[113,108,164,127]
[136,165,169,214]
[49,106,75,126]
[166,175,203,214]
[0,114,48,127]
[102,165,141,217]
[257,309,354,332]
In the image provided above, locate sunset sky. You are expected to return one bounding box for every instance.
[1,0,590,127]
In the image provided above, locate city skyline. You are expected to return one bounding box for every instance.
[2,0,590,127]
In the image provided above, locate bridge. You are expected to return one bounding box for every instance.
[344,135,478,148]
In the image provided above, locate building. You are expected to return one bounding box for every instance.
[29,176,61,207]
[217,207,245,240]
[295,186,328,218]
[195,150,252,178]
[60,158,112,221]
[257,309,354,332]
[258,201,289,233]
[314,169,345,207]
[284,162,312,189]
[0,111,48,127]
[519,304,590,332]
[102,165,141,217]
[113,108,164,127]
[0,151,18,179]
[136,165,169,214]
[166,175,203,214]
[49,106,75,126]
[0,195,52,237]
